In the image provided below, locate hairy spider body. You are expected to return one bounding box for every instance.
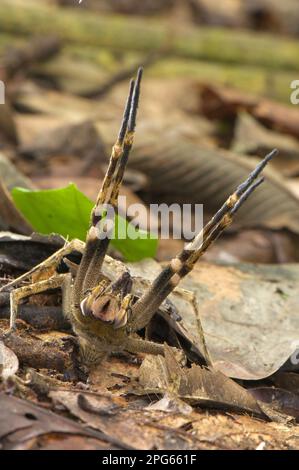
[4,69,277,366]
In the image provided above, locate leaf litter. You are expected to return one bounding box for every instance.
[2,0,299,450]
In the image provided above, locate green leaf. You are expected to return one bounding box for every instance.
[11,184,157,262]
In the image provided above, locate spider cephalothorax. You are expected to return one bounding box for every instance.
[4,68,277,365]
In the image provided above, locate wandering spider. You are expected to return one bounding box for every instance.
[2,68,277,365]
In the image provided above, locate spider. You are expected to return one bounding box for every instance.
[2,68,277,365]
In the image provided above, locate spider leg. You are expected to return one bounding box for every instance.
[0,239,84,293]
[184,290,212,366]
[129,150,277,332]
[125,336,166,356]
[10,273,68,330]
[74,68,143,303]
[125,337,186,365]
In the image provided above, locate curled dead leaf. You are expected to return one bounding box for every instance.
[0,340,19,381]
[138,345,265,417]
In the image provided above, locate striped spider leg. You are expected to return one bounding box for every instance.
[72,68,143,329]
[128,149,278,333]
[8,70,144,355]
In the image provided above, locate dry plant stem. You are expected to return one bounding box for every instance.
[10,274,67,329]
[0,238,84,293]
[0,305,69,331]
[1,322,76,372]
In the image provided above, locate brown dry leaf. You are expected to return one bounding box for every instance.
[188,410,299,449]
[20,120,106,171]
[138,345,264,417]
[0,319,77,375]
[0,393,120,450]
[202,229,299,264]
[31,53,107,96]
[35,435,114,450]
[100,255,299,381]
[244,0,299,35]
[128,131,299,233]
[254,100,299,139]
[0,103,18,144]
[15,113,65,148]
[87,353,142,395]
[199,83,299,139]
[199,83,258,120]
[180,262,299,380]
[50,387,299,449]
[272,372,299,395]
[233,112,299,177]
[49,390,175,450]
[249,387,299,422]
[0,232,65,278]
[0,35,61,83]
[14,84,96,121]
[0,180,33,235]
[50,388,224,449]
[0,341,19,380]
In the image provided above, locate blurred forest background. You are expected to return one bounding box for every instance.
[1,0,299,264]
